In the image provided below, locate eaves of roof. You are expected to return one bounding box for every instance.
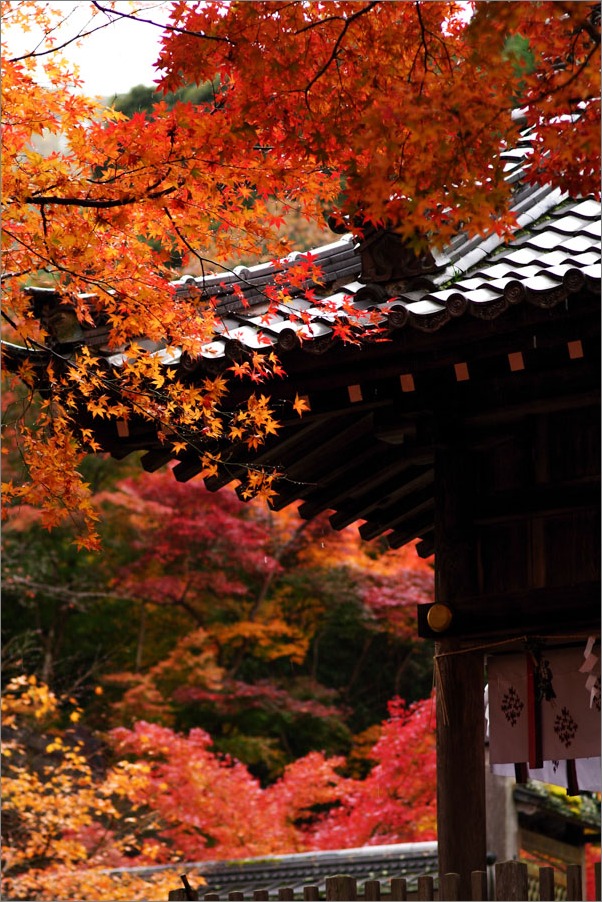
[514,784,601,841]
[140,130,598,371]
[142,191,600,375]
[17,130,601,377]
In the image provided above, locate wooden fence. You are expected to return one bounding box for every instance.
[169,859,601,901]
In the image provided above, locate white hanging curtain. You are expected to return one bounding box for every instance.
[486,641,601,793]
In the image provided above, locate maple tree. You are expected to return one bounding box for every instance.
[90,468,434,778]
[1,1,600,542]
[2,456,435,782]
[109,721,351,861]
[5,673,599,902]
[109,696,437,861]
[1,479,119,690]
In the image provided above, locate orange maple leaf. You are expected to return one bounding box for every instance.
[292,394,310,417]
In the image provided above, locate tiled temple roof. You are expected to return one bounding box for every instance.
[151,128,599,374]
[64,186,596,383]
[14,186,600,373]
[160,189,599,370]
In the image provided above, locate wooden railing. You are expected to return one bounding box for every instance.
[169,859,601,901]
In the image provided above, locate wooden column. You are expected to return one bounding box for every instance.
[434,415,487,897]
[435,641,487,897]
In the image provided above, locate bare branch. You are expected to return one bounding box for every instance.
[8,12,124,63]
[91,0,234,45]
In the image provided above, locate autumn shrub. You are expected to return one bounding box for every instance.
[110,720,352,859]
[2,675,439,899]
[108,696,437,860]
[310,695,437,849]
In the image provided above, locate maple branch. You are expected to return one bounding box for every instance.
[40,204,49,243]
[34,354,295,498]
[2,574,132,606]
[2,228,66,300]
[1,270,34,282]
[24,183,177,209]
[162,205,295,315]
[394,648,415,696]
[533,40,601,101]
[4,435,96,542]
[163,207,211,274]
[411,2,431,95]
[1,310,21,332]
[90,1,235,46]
[7,9,123,63]
[227,517,311,678]
[411,2,454,93]
[126,585,206,626]
[171,578,206,626]
[344,635,374,697]
[293,6,377,36]
[87,160,178,187]
[581,15,602,46]
[303,2,380,105]
[560,1,601,47]
[2,229,178,334]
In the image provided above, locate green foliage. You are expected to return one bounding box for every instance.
[111,81,218,118]
[503,33,536,76]
[502,33,536,104]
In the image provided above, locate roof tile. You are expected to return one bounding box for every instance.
[542,214,596,234]
[570,198,602,218]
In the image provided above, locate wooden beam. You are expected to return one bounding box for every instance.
[358,492,434,540]
[473,480,600,523]
[203,413,359,492]
[465,389,600,428]
[387,510,434,549]
[416,533,435,558]
[268,414,378,509]
[298,448,433,521]
[330,466,434,532]
[418,581,600,640]
[140,449,177,472]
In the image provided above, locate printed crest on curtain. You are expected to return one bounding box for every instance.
[487,645,601,766]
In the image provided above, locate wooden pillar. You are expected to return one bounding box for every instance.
[435,641,487,897]
[434,417,487,897]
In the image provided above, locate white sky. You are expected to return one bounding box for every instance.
[4,1,171,99]
[5,2,475,100]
